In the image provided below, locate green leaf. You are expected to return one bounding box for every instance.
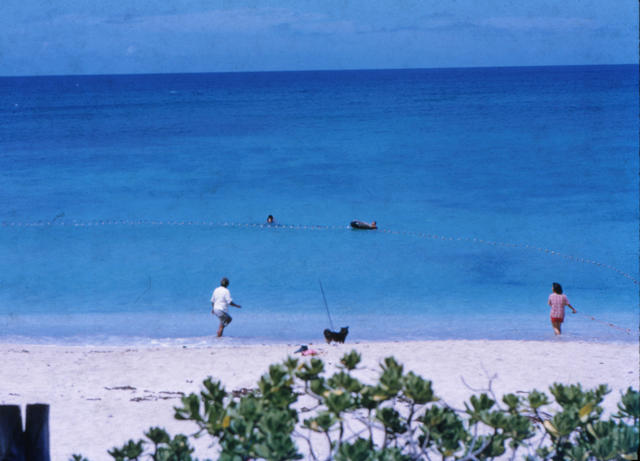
[70,455,90,461]
[328,371,363,394]
[419,406,466,454]
[326,390,355,415]
[340,350,362,371]
[402,372,437,405]
[482,410,508,429]
[108,439,144,460]
[527,389,550,410]
[295,358,325,381]
[303,411,336,432]
[469,393,495,412]
[551,410,579,437]
[615,387,640,421]
[502,393,520,413]
[201,377,228,403]
[283,356,299,372]
[335,439,413,461]
[376,407,407,436]
[613,423,640,458]
[378,357,404,397]
[309,377,328,397]
[144,427,171,445]
[567,444,589,461]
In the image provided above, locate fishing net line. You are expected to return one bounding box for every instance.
[2,218,636,336]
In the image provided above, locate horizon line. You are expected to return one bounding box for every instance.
[0,62,635,79]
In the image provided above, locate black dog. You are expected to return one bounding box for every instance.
[323,326,349,344]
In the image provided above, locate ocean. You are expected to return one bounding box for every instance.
[0,65,637,345]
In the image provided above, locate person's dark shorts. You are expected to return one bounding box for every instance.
[214,310,232,326]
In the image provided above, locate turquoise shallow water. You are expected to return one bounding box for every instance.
[0,65,637,344]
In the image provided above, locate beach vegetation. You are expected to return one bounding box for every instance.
[75,352,639,461]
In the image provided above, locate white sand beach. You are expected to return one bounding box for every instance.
[1,339,638,460]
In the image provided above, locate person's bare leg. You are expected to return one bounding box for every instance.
[217,316,232,337]
[552,320,562,335]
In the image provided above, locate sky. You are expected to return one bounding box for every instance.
[0,0,637,76]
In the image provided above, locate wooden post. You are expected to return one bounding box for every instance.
[0,404,26,461]
[25,404,50,461]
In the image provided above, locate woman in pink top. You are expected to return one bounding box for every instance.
[548,282,577,335]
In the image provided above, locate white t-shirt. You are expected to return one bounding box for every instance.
[211,286,232,313]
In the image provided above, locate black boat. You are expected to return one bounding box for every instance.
[350,220,377,230]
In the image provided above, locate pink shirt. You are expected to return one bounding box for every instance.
[548,293,570,319]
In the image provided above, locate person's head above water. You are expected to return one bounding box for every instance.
[267,215,274,223]
[221,277,229,287]
[371,221,377,228]
[552,282,563,294]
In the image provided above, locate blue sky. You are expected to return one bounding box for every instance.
[1,0,637,76]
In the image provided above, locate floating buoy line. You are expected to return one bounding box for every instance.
[2,218,637,287]
[1,218,636,336]
[577,313,633,335]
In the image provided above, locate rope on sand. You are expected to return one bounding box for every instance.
[2,219,638,286]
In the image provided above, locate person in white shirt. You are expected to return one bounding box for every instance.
[211,277,242,337]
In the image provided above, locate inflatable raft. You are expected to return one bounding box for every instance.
[350,220,377,230]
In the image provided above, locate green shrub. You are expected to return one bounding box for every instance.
[74,351,639,461]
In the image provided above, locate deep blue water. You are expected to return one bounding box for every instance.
[0,65,637,344]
